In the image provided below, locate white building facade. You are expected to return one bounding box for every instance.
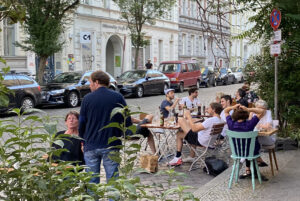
[1,0,179,77]
[178,0,231,68]
[230,9,261,68]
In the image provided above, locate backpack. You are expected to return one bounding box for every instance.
[203,156,228,176]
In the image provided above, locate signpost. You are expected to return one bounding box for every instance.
[80,32,91,44]
[270,8,281,120]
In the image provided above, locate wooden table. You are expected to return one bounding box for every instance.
[141,123,180,161]
[258,129,278,136]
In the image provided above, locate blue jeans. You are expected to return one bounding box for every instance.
[84,148,119,184]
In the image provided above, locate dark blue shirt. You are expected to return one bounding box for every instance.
[79,87,132,152]
[160,99,173,118]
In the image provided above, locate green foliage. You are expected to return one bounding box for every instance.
[241,0,300,137]
[113,0,176,68]
[16,0,79,83]
[0,67,12,107]
[0,0,26,24]
[0,105,200,200]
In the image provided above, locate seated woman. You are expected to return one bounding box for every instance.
[224,104,268,181]
[250,100,275,167]
[52,111,84,165]
[235,88,248,107]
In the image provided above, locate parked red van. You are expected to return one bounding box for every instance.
[158,60,202,92]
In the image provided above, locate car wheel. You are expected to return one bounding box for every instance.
[21,96,34,111]
[213,79,217,87]
[136,85,144,98]
[178,83,184,93]
[233,78,237,84]
[196,80,201,88]
[206,80,210,88]
[67,91,79,107]
[241,77,244,83]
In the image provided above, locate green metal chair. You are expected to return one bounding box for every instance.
[227,130,262,191]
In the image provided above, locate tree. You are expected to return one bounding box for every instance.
[113,0,175,69]
[237,0,300,135]
[0,0,25,23]
[17,0,79,84]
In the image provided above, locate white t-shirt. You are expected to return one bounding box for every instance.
[180,97,201,109]
[197,116,223,147]
[220,109,233,136]
[256,110,272,126]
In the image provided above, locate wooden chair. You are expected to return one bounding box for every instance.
[185,122,225,172]
[261,120,279,176]
[227,130,262,191]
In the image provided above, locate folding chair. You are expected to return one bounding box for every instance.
[185,122,225,172]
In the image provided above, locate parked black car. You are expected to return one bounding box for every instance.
[117,70,170,98]
[41,71,117,107]
[199,67,216,87]
[0,73,42,113]
[215,68,235,85]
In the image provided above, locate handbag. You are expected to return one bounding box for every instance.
[203,156,228,176]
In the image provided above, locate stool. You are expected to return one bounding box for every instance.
[261,144,279,176]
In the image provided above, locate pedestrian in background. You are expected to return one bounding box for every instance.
[145,59,153,69]
[79,70,131,184]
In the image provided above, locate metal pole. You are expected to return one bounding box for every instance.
[274,56,278,120]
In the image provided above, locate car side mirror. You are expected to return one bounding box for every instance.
[81,80,87,85]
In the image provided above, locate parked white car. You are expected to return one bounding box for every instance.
[231,67,245,83]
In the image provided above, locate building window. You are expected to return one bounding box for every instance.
[183,0,187,16]
[198,36,202,55]
[182,34,186,55]
[3,18,15,56]
[158,40,163,64]
[191,35,195,56]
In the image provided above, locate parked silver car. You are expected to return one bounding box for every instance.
[231,67,245,83]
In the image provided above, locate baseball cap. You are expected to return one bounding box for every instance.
[164,88,175,95]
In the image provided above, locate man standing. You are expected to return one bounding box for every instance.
[79,70,131,184]
[160,88,181,118]
[180,87,201,112]
[145,59,153,69]
[168,102,223,165]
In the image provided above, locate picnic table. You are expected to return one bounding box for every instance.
[141,123,180,161]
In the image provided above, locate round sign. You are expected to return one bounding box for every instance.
[270,9,281,30]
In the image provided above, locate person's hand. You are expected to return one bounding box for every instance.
[232,104,240,109]
[184,109,191,118]
[239,105,248,111]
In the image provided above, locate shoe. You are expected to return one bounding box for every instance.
[168,157,182,166]
[258,161,268,167]
[182,156,196,163]
[239,170,251,179]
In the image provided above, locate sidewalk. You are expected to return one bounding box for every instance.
[193,149,300,201]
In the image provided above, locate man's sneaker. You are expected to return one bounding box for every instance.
[182,156,196,163]
[168,157,182,166]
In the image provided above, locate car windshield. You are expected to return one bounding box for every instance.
[159,64,179,73]
[120,71,146,79]
[220,68,227,74]
[51,72,82,83]
[201,67,208,75]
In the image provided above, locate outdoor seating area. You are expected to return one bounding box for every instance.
[133,85,280,192]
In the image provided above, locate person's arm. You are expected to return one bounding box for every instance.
[224,104,240,117]
[184,110,205,132]
[79,99,87,138]
[165,98,181,111]
[244,106,265,119]
[131,117,141,124]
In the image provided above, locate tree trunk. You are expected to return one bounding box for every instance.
[37,56,48,85]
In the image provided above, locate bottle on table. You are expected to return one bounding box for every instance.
[178,104,183,117]
[159,107,164,126]
[197,105,202,116]
[203,105,206,115]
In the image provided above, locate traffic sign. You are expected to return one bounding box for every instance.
[80,32,91,44]
[270,9,281,30]
[270,43,281,55]
[273,29,281,42]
